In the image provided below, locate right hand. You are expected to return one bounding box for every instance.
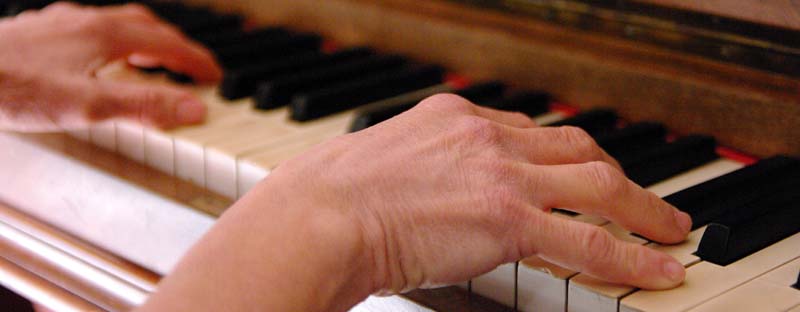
[256,93,692,294]
[144,94,693,312]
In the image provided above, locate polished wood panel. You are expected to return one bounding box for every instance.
[637,0,800,30]
[190,0,800,157]
[0,256,103,312]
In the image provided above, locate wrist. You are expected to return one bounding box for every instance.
[241,172,379,310]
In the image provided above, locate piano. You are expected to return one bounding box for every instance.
[0,0,798,311]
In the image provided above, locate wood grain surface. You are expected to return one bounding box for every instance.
[636,0,800,30]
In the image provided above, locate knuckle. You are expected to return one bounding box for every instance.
[455,115,501,145]
[43,2,79,12]
[558,126,601,158]
[580,227,615,271]
[584,161,628,202]
[480,159,515,184]
[120,3,157,19]
[485,185,518,211]
[122,3,151,14]
[417,93,474,114]
[510,111,536,127]
[73,12,112,37]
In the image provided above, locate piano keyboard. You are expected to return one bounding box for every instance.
[2,1,799,312]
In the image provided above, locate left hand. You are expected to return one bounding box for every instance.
[0,2,221,131]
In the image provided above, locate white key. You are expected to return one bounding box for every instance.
[621,233,800,312]
[89,122,116,152]
[471,262,517,308]
[67,129,90,142]
[143,92,254,177]
[171,108,275,188]
[236,161,270,197]
[115,121,145,163]
[688,257,800,312]
[533,111,567,126]
[202,110,330,198]
[518,257,577,312]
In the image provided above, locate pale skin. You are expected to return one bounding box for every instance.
[1,3,693,312]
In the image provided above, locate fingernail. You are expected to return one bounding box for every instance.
[662,260,685,283]
[176,98,206,124]
[673,210,692,233]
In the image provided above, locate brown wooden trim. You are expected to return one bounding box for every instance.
[0,202,160,293]
[403,286,513,312]
[634,0,800,31]
[0,222,143,311]
[0,256,103,312]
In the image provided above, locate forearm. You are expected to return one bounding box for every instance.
[137,176,375,312]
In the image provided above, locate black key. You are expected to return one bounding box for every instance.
[166,71,194,84]
[665,156,800,230]
[181,13,244,35]
[594,122,667,160]
[3,0,52,15]
[138,66,167,74]
[453,81,506,104]
[255,54,408,109]
[291,65,445,122]
[622,135,718,187]
[793,271,800,290]
[147,4,244,35]
[348,81,506,132]
[147,2,191,18]
[215,33,322,69]
[194,27,289,50]
[483,91,550,117]
[221,47,373,99]
[695,182,800,266]
[349,101,418,132]
[549,109,618,136]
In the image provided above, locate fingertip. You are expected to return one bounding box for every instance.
[630,248,685,290]
[200,60,223,83]
[661,258,685,287]
[186,46,223,83]
[674,210,692,235]
[175,97,207,125]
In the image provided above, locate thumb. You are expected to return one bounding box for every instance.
[89,80,206,128]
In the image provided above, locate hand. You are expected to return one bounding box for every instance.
[142,94,692,312]
[0,2,221,131]
[268,94,692,293]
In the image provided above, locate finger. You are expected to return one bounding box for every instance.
[504,125,621,169]
[525,161,691,243]
[88,80,206,128]
[102,3,163,25]
[109,19,221,83]
[520,212,685,290]
[128,53,162,68]
[471,105,538,128]
[40,2,81,13]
